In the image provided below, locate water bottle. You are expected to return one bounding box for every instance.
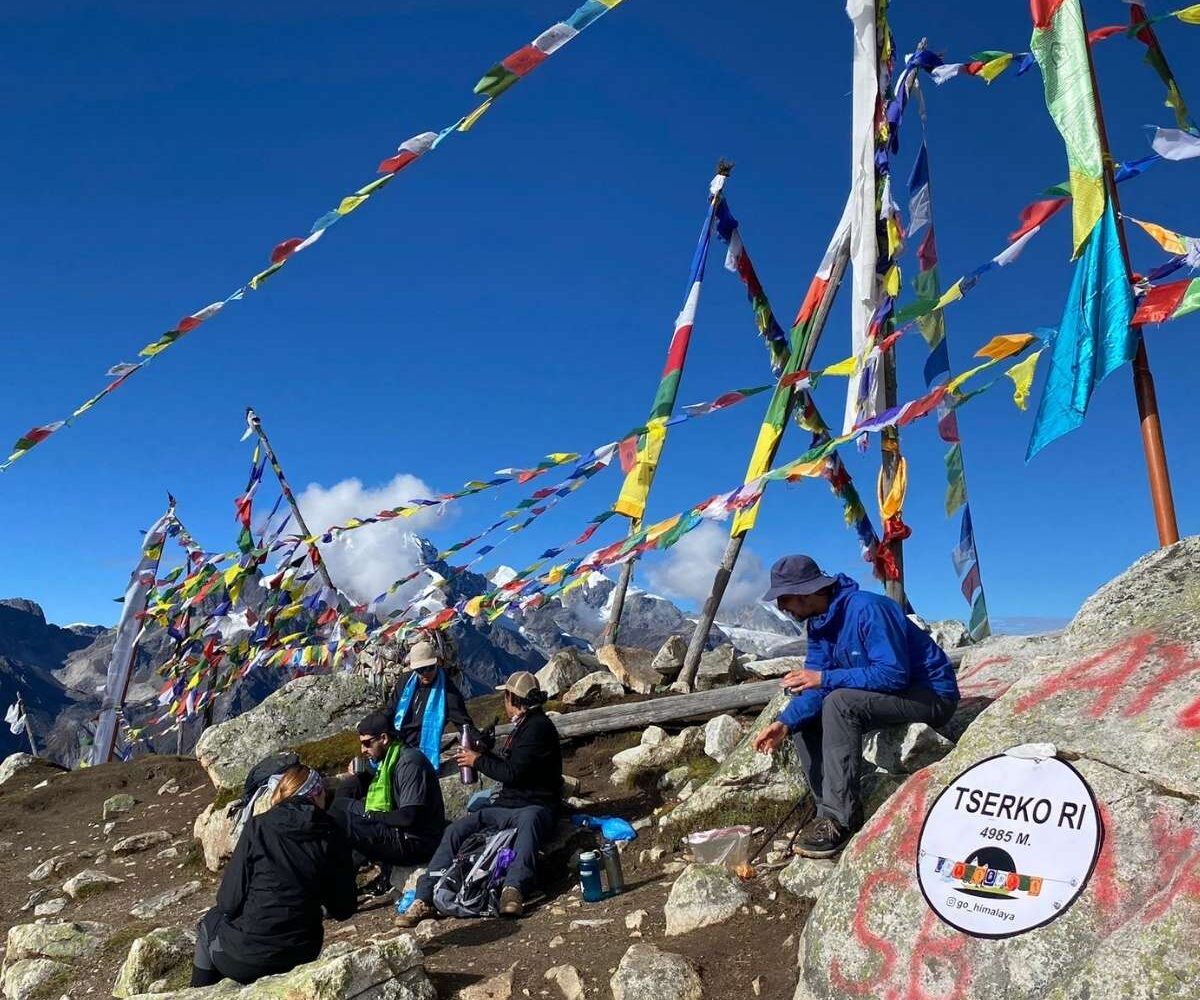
[459,724,477,785]
[394,889,416,915]
[600,840,625,896]
[578,850,604,903]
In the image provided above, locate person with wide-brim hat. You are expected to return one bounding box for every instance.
[752,555,959,859]
[389,638,475,769]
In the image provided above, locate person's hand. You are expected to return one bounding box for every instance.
[753,722,788,754]
[781,668,823,693]
[455,746,481,768]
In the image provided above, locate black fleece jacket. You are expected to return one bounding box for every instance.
[213,799,356,978]
[476,707,563,810]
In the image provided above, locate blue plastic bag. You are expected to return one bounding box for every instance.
[571,814,637,843]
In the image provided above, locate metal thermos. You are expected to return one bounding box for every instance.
[459,724,477,785]
[578,850,604,903]
[600,840,625,895]
[351,755,370,776]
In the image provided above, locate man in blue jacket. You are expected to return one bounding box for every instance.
[753,554,959,858]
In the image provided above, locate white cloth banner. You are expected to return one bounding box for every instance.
[5,702,26,735]
[1150,127,1200,161]
[844,0,886,433]
[89,510,174,766]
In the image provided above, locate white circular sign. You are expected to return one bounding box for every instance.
[916,751,1102,939]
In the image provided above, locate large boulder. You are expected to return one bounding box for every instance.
[112,927,196,998]
[4,921,109,965]
[793,538,1200,1000]
[130,933,435,1000]
[597,645,661,696]
[663,863,749,936]
[610,944,702,1000]
[535,649,596,699]
[196,671,380,791]
[862,722,954,774]
[695,644,738,691]
[0,753,37,786]
[650,636,688,681]
[661,689,810,834]
[1,959,70,1000]
[702,714,744,763]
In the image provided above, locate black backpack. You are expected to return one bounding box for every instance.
[430,827,518,918]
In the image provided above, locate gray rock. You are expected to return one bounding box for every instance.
[703,714,744,763]
[27,856,69,882]
[535,649,595,699]
[792,537,1200,1000]
[129,880,202,919]
[196,670,381,791]
[778,857,836,902]
[4,921,109,964]
[130,932,434,1000]
[454,966,514,999]
[112,830,171,855]
[1,959,71,1000]
[695,643,738,691]
[858,771,904,821]
[0,753,37,787]
[611,728,704,786]
[112,927,196,998]
[737,655,804,680]
[650,636,688,680]
[610,944,702,1000]
[926,618,971,649]
[20,889,52,912]
[658,766,690,792]
[543,964,584,1000]
[862,723,954,774]
[661,690,810,833]
[32,899,67,918]
[663,863,749,936]
[439,773,497,823]
[193,799,242,872]
[156,779,180,796]
[102,793,137,820]
[561,671,624,707]
[597,645,660,695]
[62,870,124,900]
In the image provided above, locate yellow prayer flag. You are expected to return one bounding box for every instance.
[355,175,393,197]
[337,194,368,216]
[730,423,782,536]
[884,264,901,297]
[1005,349,1044,410]
[249,262,284,290]
[458,99,493,132]
[821,355,859,377]
[886,217,903,259]
[877,457,908,519]
[596,0,624,8]
[979,53,1014,83]
[614,421,667,520]
[935,280,964,310]
[464,595,486,617]
[974,332,1036,361]
[781,457,827,482]
[1176,5,1200,24]
[946,361,992,394]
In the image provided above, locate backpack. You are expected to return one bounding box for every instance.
[430,827,518,918]
[234,751,301,838]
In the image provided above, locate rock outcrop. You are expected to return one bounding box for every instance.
[0,753,37,786]
[561,671,624,707]
[195,671,380,790]
[534,649,596,699]
[112,927,195,998]
[610,944,702,1000]
[597,645,660,696]
[793,537,1200,1000]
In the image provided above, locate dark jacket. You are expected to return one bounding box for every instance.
[355,745,446,849]
[810,574,959,701]
[213,799,356,979]
[477,706,563,810]
[395,669,473,750]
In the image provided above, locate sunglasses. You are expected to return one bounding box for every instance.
[359,734,384,748]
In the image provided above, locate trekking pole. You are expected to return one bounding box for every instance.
[747,797,805,866]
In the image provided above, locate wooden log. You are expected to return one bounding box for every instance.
[498,647,968,741]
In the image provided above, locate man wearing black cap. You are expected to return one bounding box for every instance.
[753,554,959,858]
[397,671,562,925]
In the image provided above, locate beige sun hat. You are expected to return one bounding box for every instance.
[404,640,440,671]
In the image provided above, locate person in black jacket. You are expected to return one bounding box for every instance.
[190,765,357,987]
[329,711,446,895]
[390,640,475,763]
[398,671,562,925]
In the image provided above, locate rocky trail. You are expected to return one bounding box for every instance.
[3,537,1200,999]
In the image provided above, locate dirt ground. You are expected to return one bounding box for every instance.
[0,720,809,1000]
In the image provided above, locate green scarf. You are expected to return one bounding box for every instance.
[365,742,401,814]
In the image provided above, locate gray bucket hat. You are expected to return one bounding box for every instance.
[762,554,837,601]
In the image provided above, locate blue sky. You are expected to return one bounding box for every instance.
[1,1,1197,629]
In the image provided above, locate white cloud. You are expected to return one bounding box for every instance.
[294,473,447,607]
[644,521,769,611]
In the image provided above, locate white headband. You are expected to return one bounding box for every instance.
[294,768,323,800]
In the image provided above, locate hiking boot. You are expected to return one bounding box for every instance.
[395,898,434,928]
[793,817,851,859]
[498,886,524,918]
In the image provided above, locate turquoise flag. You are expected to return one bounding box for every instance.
[1027,202,1135,460]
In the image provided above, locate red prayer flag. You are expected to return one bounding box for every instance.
[502,44,549,76]
[1010,198,1068,242]
[270,238,304,265]
[1133,281,1189,325]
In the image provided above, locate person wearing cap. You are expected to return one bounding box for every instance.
[328,711,447,896]
[190,764,357,987]
[392,638,475,769]
[397,670,562,925]
[752,554,958,858]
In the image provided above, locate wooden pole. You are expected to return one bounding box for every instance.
[246,407,339,591]
[675,233,852,691]
[602,161,733,645]
[1077,6,1180,546]
[16,694,38,757]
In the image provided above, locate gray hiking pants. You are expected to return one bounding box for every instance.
[792,686,957,829]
